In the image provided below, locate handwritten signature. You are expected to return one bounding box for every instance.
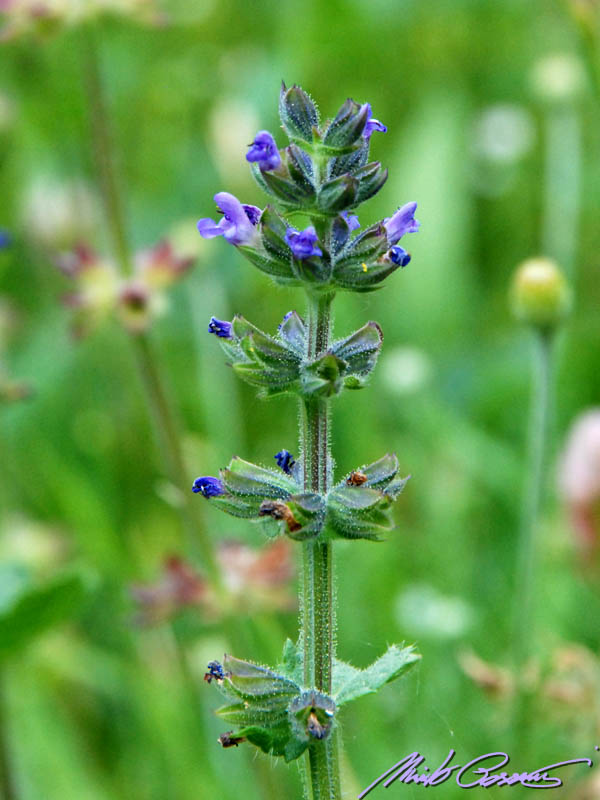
[358,750,594,797]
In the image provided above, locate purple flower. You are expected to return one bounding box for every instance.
[362,103,387,140]
[208,316,233,338]
[274,449,295,474]
[0,230,11,249]
[389,246,411,267]
[246,130,281,171]
[383,201,420,245]
[197,192,261,246]
[285,226,322,260]
[192,476,225,497]
[341,211,360,232]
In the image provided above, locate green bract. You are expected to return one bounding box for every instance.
[214,314,383,398]
[203,453,409,543]
[207,643,420,762]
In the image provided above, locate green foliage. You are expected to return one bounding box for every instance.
[0,566,90,660]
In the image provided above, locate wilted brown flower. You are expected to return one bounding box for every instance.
[458,649,513,698]
[131,539,295,626]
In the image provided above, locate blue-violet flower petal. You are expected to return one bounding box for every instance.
[246,130,281,171]
[362,103,387,140]
[389,246,411,267]
[341,211,360,232]
[285,226,322,260]
[197,192,260,246]
[192,476,225,497]
[274,449,296,474]
[383,201,420,245]
[208,316,233,338]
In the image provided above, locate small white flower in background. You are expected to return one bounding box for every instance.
[395,582,475,640]
[21,177,99,250]
[530,53,586,104]
[471,104,535,165]
[380,346,432,396]
[209,98,260,186]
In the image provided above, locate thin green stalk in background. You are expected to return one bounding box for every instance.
[301,292,341,800]
[82,27,220,586]
[511,331,553,736]
[542,108,581,280]
[0,673,16,800]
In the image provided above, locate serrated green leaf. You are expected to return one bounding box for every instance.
[280,639,303,685]
[333,644,421,706]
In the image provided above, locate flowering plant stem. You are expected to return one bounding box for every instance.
[511,330,553,738]
[301,292,342,799]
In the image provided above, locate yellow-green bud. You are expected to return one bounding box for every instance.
[510,257,572,330]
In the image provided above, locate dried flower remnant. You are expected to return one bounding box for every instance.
[131,540,295,625]
[130,556,207,626]
[558,409,600,556]
[218,732,246,748]
[543,644,600,713]
[458,649,513,699]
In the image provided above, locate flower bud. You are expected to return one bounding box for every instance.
[279,82,319,144]
[510,257,572,330]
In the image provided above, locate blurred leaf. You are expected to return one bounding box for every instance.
[0,571,89,660]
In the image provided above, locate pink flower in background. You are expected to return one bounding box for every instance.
[558,409,600,557]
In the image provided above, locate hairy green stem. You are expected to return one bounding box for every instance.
[511,331,553,736]
[300,292,341,800]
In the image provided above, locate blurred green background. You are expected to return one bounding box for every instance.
[1,0,600,797]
